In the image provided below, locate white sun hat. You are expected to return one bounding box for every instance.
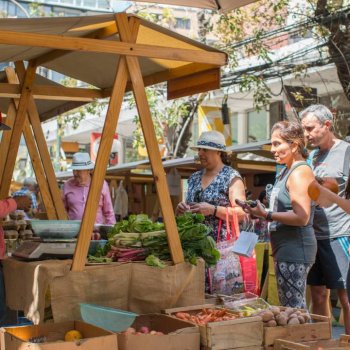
[71,152,95,170]
[190,130,229,152]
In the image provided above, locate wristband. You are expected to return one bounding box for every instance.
[213,205,218,217]
[266,211,273,222]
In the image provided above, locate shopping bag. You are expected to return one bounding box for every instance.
[208,209,244,295]
[236,216,260,295]
[114,180,128,219]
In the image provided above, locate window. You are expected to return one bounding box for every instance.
[175,18,190,30]
[247,110,268,142]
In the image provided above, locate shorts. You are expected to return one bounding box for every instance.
[307,237,350,289]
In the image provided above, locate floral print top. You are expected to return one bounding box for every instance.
[186,165,242,241]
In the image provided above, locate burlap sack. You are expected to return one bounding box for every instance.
[128,259,205,313]
[50,260,205,322]
[50,263,131,322]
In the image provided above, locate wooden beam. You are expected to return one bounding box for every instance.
[0,83,103,101]
[39,101,86,123]
[71,55,129,272]
[167,68,220,100]
[0,70,17,185]
[15,62,68,220]
[36,22,118,66]
[116,13,184,264]
[5,67,58,219]
[101,62,217,98]
[0,61,37,198]
[0,29,227,66]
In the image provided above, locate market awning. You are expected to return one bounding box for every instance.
[0,14,226,121]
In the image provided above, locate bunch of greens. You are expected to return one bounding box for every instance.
[106,213,220,268]
[142,212,220,267]
[108,214,164,236]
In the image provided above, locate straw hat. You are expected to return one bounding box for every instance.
[0,112,10,131]
[190,131,228,152]
[71,152,94,170]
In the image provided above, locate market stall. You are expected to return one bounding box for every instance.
[0,13,228,326]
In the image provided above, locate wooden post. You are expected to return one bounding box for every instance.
[116,13,184,264]
[5,67,58,219]
[71,58,129,271]
[0,77,17,185]
[15,62,67,220]
[0,61,37,198]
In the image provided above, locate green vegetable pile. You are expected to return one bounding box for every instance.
[107,213,220,268]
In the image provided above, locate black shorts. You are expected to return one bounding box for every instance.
[307,237,350,289]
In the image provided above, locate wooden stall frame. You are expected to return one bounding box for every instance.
[0,13,227,271]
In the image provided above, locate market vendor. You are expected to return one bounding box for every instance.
[175,130,246,294]
[62,152,116,225]
[0,114,32,324]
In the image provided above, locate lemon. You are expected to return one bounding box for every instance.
[64,330,83,342]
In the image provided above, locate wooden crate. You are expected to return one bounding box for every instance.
[274,335,350,350]
[163,304,263,350]
[263,313,331,347]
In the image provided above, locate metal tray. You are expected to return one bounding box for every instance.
[30,220,81,239]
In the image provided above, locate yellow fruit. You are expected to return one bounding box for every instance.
[64,330,83,342]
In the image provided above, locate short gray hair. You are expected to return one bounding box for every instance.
[23,177,37,187]
[299,104,334,124]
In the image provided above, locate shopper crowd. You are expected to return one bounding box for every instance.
[178,104,350,334]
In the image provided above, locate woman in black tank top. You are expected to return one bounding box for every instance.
[244,121,317,308]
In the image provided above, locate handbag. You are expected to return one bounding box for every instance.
[236,216,260,295]
[208,209,244,295]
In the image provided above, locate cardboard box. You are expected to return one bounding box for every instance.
[274,336,350,350]
[163,305,263,350]
[0,320,118,350]
[117,314,200,350]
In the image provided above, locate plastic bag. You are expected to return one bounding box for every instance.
[114,181,128,219]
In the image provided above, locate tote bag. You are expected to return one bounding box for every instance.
[208,209,244,295]
[236,216,260,295]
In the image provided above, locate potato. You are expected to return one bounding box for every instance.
[284,307,295,316]
[261,311,274,322]
[276,314,288,326]
[270,306,281,316]
[288,313,298,318]
[300,313,311,323]
[297,315,305,324]
[288,317,300,325]
[266,320,277,327]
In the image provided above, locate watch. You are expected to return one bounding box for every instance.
[266,211,273,222]
[213,205,218,217]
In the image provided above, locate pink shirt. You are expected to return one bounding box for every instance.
[62,177,116,225]
[0,198,17,259]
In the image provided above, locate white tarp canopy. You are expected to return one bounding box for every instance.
[125,0,258,12]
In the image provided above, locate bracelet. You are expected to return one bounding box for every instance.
[213,205,218,217]
[266,211,273,222]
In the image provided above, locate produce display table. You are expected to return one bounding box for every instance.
[3,257,205,324]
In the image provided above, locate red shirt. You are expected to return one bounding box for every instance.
[0,198,17,259]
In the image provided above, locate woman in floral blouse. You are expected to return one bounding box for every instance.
[176,131,246,294]
[176,130,246,240]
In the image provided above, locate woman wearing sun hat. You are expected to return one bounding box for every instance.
[62,152,116,225]
[176,130,246,235]
[176,131,246,293]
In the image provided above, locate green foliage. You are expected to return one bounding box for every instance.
[129,87,191,156]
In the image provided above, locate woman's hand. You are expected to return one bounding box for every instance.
[242,200,267,219]
[176,202,190,215]
[189,202,214,216]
